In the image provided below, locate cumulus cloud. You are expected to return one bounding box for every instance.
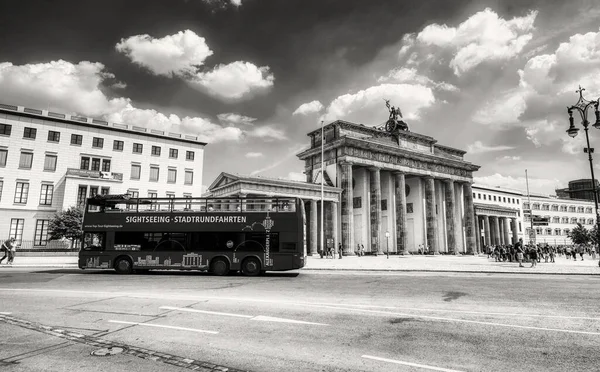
[188,61,274,101]
[474,173,562,195]
[416,8,538,75]
[0,60,249,143]
[466,141,514,154]
[497,155,522,161]
[321,83,434,124]
[378,67,458,92]
[293,100,324,115]
[245,152,263,158]
[246,126,287,141]
[116,30,213,77]
[286,172,306,182]
[217,113,257,126]
[472,88,527,126]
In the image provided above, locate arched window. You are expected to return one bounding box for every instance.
[569,206,576,213]
[542,204,550,211]
[523,202,530,209]
[532,203,540,210]
[562,217,569,223]
[555,229,561,236]
[564,229,570,235]
[586,207,593,213]
[551,205,559,211]
[536,228,542,235]
[552,217,560,223]
[577,206,585,213]
[579,218,586,224]
[546,228,552,235]
[588,219,595,224]
[570,217,578,224]
[560,205,568,212]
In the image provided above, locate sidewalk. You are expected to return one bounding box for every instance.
[2,254,599,275]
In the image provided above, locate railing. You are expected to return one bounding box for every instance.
[87,196,298,214]
[1,239,80,251]
[66,168,123,181]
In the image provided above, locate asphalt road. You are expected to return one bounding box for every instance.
[0,268,599,372]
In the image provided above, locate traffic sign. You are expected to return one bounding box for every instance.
[529,230,536,238]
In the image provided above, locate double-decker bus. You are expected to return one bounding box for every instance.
[78,194,305,275]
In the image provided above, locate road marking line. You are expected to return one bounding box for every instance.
[160,306,328,325]
[108,320,218,334]
[303,304,600,336]
[362,355,465,372]
[160,306,252,318]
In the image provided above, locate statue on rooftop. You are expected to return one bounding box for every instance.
[383,99,409,133]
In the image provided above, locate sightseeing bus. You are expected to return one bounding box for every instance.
[78,194,305,275]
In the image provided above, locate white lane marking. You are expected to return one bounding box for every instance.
[300,304,600,336]
[362,355,466,372]
[108,320,218,334]
[161,306,328,326]
[4,288,598,322]
[160,306,252,318]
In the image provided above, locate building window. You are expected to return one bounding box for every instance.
[126,190,139,210]
[130,164,141,180]
[9,219,24,241]
[48,131,60,142]
[186,151,195,161]
[149,166,159,182]
[71,134,83,145]
[555,229,561,236]
[113,140,124,151]
[353,197,361,209]
[586,207,593,213]
[151,146,161,156]
[19,152,33,169]
[23,127,37,139]
[532,203,540,210]
[44,154,57,171]
[14,182,29,204]
[493,196,496,201]
[577,206,585,213]
[167,169,177,183]
[503,197,506,203]
[552,205,559,211]
[101,187,110,195]
[0,123,12,136]
[560,205,567,212]
[406,203,414,213]
[90,158,101,171]
[570,217,578,224]
[381,199,387,211]
[101,159,111,172]
[184,194,192,210]
[477,193,481,199]
[39,184,53,205]
[0,149,7,167]
[562,217,569,223]
[77,185,87,207]
[552,217,560,223]
[133,143,143,154]
[568,206,576,213]
[148,192,157,210]
[80,157,90,170]
[169,148,178,159]
[92,137,104,148]
[523,202,530,209]
[184,170,193,185]
[483,195,486,200]
[34,220,50,246]
[0,180,3,201]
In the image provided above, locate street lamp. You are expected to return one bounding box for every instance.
[385,231,390,259]
[566,85,600,252]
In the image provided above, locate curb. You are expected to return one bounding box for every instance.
[301,268,599,275]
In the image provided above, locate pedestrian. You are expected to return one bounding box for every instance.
[0,237,15,265]
[361,244,365,256]
[529,246,538,268]
[338,243,343,259]
[7,241,17,265]
[579,245,585,261]
[549,246,555,263]
[516,243,524,268]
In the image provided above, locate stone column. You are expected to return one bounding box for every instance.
[444,180,457,254]
[498,218,505,245]
[310,199,318,256]
[463,183,476,254]
[503,217,511,245]
[300,199,307,256]
[395,172,408,255]
[493,216,501,246]
[483,215,491,248]
[370,167,383,255]
[331,201,338,251]
[425,176,438,254]
[474,214,481,254]
[340,162,355,255]
[511,218,519,244]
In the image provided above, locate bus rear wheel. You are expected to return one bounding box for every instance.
[114,257,133,274]
[241,257,261,276]
[210,258,229,276]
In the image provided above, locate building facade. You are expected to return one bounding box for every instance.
[0,103,205,247]
[555,179,600,202]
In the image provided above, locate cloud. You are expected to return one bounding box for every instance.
[497,155,522,161]
[466,141,515,154]
[321,83,434,123]
[416,8,538,75]
[187,61,274,101]
[472,88,527,127]
[116,30,213,77]
[293,100,324,115]
[0,60,250,143]
[377,67,458,92]
[250,144,306,175]
[286,172,306,181]
[474,173,562,195]
[217,113,257,126]
[245,152,263,158]
[246,126,287,141]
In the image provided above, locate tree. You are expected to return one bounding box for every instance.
[48,206,83,248]
[567,223,590,245]
[589,224,600,251]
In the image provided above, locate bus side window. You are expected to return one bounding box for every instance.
[83,233,105,251]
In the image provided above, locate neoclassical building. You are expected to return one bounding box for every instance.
[208,119,481,255]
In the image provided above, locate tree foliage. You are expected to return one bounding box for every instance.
[567,223,590,245]
[590,224,600,247]
[48,207,83,248]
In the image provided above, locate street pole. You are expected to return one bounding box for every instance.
[582,125,600,250]
[525,169,535,246]
[320,120,325,259]
[385,231,390,259]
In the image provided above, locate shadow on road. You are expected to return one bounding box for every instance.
[34,269,300,278]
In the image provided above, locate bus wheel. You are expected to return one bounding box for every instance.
[210,258,229,276]
[241,257,261,276]
[114,257,133,274]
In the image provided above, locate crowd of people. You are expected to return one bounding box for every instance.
[486,238,599,268]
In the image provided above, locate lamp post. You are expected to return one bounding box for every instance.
[566,85,600,252]
[385,231,390,259]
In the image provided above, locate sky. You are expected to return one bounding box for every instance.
[1,0,600,195]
